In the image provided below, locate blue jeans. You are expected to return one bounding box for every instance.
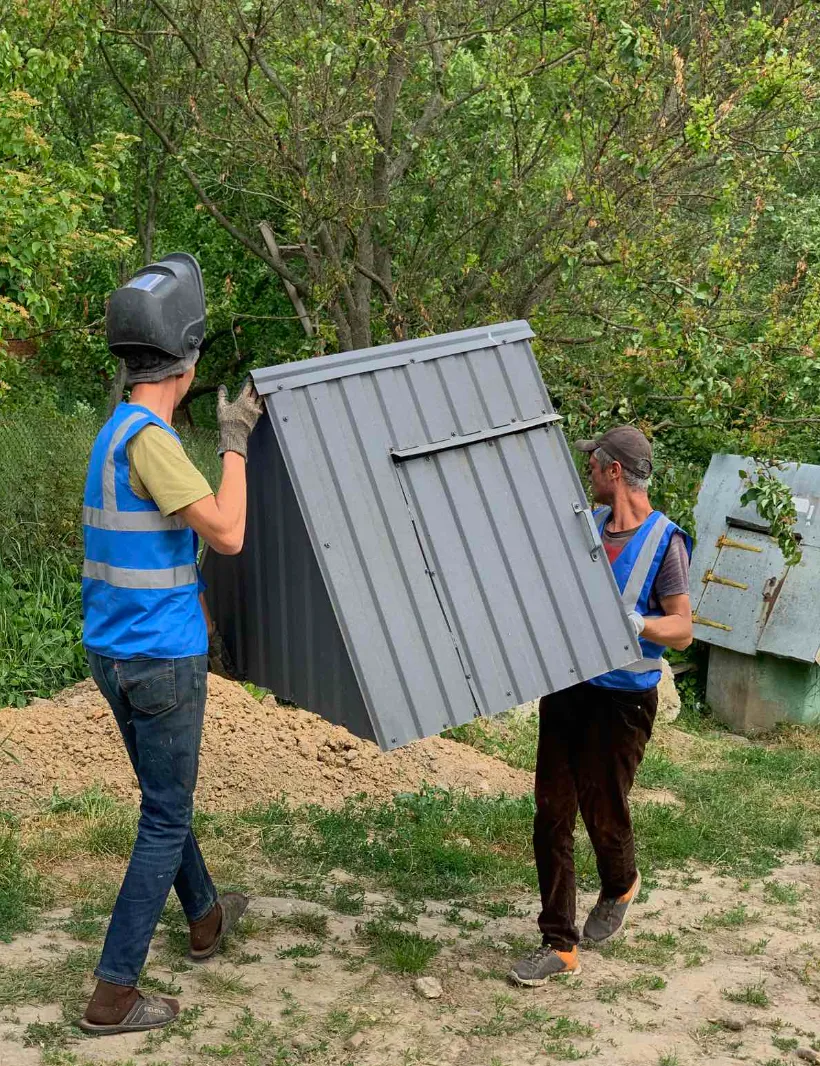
[87,652,217,986]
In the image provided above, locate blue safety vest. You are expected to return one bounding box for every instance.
[590,508,692,692]
[82,402,207,660]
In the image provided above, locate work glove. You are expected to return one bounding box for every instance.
[627,610,645,638]
[217,377,264,459]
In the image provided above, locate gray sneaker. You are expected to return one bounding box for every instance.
[508,944,580,987]
[583,870,641,944]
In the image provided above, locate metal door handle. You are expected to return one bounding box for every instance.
[573,502,601,561]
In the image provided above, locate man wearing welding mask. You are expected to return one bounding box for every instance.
[78,254,263,1034]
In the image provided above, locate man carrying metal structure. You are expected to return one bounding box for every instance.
[78,253,263,1034]
[510,426,693,985]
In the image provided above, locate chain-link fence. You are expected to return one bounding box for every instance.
[1,409,220,556]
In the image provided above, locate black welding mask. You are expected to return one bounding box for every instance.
[106,253,206,384]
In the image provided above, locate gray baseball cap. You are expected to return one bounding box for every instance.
[574,425,653,478]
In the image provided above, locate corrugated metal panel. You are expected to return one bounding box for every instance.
[690,453,820,662]
[397,424,632,709]
[202,417,374,740]
[253,321,536,395]
[233,322,640,749]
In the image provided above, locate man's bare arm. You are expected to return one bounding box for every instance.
[642,594,693,651]
[179,452,247,555]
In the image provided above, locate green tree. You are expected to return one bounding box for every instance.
[0,0,133,396]
[99,0,819,378]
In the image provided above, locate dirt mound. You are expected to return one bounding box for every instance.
[0,675,531,812]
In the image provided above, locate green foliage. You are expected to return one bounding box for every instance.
[359,918,441,974]
[0,547,85,707]
[0,0,132,383]
[723,981,770,1007]
[0,407,92,704]
[0,826,44,942]
[740,463,803,565]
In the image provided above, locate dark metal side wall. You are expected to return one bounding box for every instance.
[202,417,374,742]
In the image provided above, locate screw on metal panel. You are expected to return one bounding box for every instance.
[391,738,397,744]
[277,384,284,390]
[410,357,416,363]
[282,417,288,422]
[465,674,471,679]
[425,456,431,461]
[624,645,630,651]
[505,691,512,697]
[569,668,575,673]
[323,542,330,548]
[451,431,457,436]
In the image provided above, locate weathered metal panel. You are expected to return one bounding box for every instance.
[202,417,374,741]
[690,452,820,662]
[266,376,476,748]
[692,527,785,656]
[234,322,640,748]
[756,554,820,661]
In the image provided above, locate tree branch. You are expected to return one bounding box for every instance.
[100,40,310,296]
[147,0,205,66]
[258,222,314,337]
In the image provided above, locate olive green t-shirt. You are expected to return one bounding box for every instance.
[127,425,213,516]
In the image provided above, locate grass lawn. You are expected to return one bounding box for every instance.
[0,697,818,1066]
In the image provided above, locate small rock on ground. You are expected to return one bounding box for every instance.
[706,1017,744,1032]
[414,976,443,999]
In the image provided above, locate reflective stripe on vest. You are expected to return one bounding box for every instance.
[590,507,691,691]
[87,409,185,534]
[622,514,671,611]
[82,402,206,660]
[83,560,198,589]
[82,506,184,532]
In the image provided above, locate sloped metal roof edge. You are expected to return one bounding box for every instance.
[252,321,535,395]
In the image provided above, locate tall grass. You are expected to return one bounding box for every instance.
[0,826,45,942]
[0,545,85,706]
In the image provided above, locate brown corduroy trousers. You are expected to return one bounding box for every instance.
[533,681,658,950]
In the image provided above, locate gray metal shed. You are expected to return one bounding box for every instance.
[691,453,820,731]
[203,321,641,749]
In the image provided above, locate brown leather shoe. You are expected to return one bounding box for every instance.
[189,892,249,961]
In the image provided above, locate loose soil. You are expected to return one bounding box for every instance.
[2,675,819,1065]
[0,674,531,812]
[2,862,819,1066]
